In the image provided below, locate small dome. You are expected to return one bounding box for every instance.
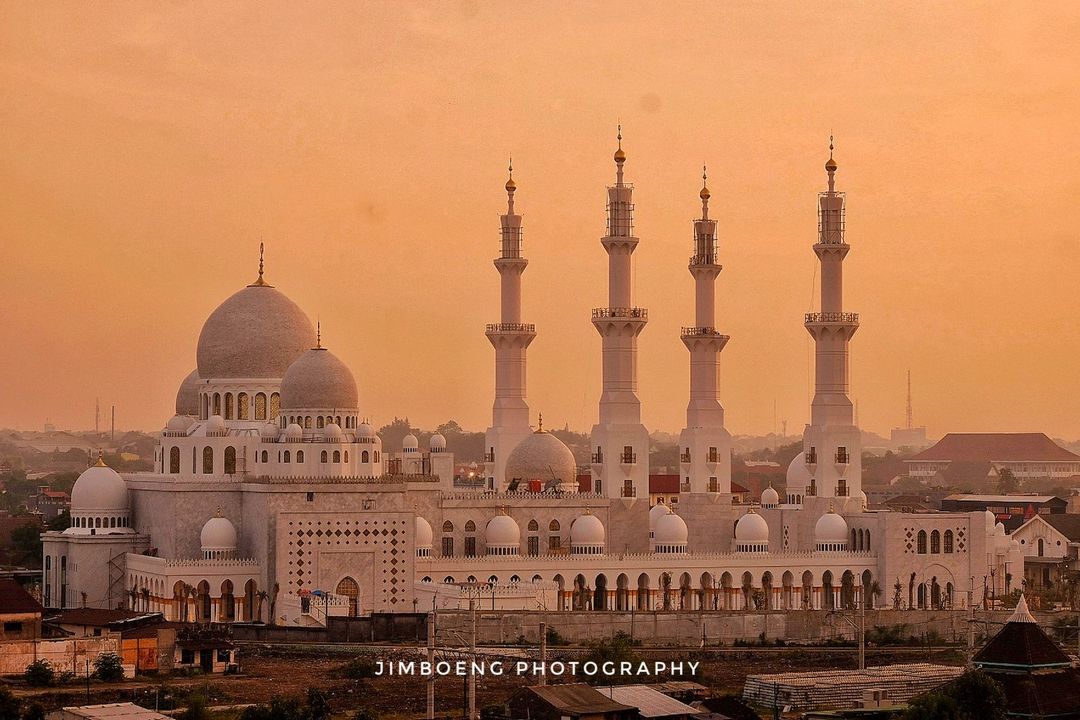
[504,430,577,488]
[197,284,315,380]
[736,509,770,544]
[260,422,279,439]
[206,414,226,433]
[166,414,194,433]
[325,423,343,440]
[175,370,201,416]
[787,453,811,488]
[430,433,446,451]
[485,514,521,547]
[614,147,626,163]
[995,522,1006,536]
[200,511,238,554]
[505,177,516,192]
[71,458,128,515]
[815,509,849,545]
[857,490,868,509]
[649,502,670,530]
[699,185,710,200]
[571,512,605,546]
[357,422,376,439]
[284,423,304,441]
[653,508,688,545]
[761,485,780,507]
[403,433,419,451]
[280,347,358,411]
[415,517,433,548]
[985,510,997,531]
[825,156,838,172]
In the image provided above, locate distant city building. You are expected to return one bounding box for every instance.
[27,486,70,521]
[906,432,1080,486]
[941,493,1068,530]
[1010,513,1080,595]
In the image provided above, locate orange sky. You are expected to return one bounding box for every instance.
[2,2,1080,439]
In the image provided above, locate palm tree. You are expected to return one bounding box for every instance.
[255,590,269,622]
[869,580,882,609]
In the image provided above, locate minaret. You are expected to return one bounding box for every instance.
[678,168,732,494]
[803,139,861,499]
[589,128,650,499]
[484,159,537,491]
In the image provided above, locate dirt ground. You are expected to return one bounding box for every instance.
[9,645,965,718]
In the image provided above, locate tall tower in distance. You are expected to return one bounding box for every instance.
[590,128,650,499]
[803,139,862,500]
[484,160,537,490]
[678,168,732,494]
[890,368,930,449]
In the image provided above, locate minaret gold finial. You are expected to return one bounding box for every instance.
[316,320,322,349]
[614,124,626,163]
[215,506,223,518]
[537,412,543,432]
[505,155,516,193]
[825,134,838,173]
[94,450,106,467]
[700,164,711,218]
[250,242,270,287]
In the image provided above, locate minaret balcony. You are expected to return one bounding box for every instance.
[804,312,859,325]
[681,326,729,339]
[592,307,648,320]
[486,322,536,334]
[689,253,721,267]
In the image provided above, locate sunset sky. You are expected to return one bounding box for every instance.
[2,2,1079,439]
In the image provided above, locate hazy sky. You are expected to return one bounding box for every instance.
[2,2,1080,439]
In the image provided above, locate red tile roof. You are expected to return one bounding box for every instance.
[0,578,44,615]
[910,433,1080,462]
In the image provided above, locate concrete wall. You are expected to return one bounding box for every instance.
[0,636,120,677]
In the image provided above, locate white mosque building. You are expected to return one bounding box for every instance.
[41,137,1022,625]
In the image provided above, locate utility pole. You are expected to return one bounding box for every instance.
[95,397,100,434]
[110,405,115,442]
[858,601,866,671]
[426,612,435,720]
[967,578,975,666]
[538,621,547,686]
[469,596,478,720]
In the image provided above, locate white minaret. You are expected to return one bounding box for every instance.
[484,160,536,490]
[803,139,861,499]
[590,129,650,499]
[678,168,732,494]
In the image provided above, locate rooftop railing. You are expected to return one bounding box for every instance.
[805,312,859,324]
[592,307,648,320]
[485,323,536,333]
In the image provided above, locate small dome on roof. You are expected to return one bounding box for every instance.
[357,421,375,439]
[260,422,279,439]
[653,508,688,546]
[166,414,194,433]
[284,423,303,441]
[403,433,418,451]
[736,509,770,544]
[571,511,605,549]
[415,517,433,548]
[280,346,358,411]
[175,370,201,416]
[206,415,226,433]
[325,423,343,440]
[761,485,780,507]
[485,514,521,548]
[71,457,128,516]
[504,430,576,489]
[430,433,446,451]
[815,508,849,548]
[200,510,238,555]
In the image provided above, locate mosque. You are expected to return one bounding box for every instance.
[41,136,1022,625]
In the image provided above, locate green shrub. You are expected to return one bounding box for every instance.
[24,660,54,687]
[93,652,125,682]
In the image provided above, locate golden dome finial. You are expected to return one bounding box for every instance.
[94,450,106,467]
[614,124,626,163]
[250,241,270,287]
[214,506,223,518]
[505,155,516,192]
[825,134,837,172]
[537,412,544,432]
[316,320,322,349]
[700,164,710,200]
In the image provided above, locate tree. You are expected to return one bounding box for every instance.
[578,632,643,685]
[94,652,125,682]
[10,523,42,560]
[178,694,210,720]
[996,468,1020,494]
[21,703,46,720]
[47,510,71,532]
[0,685,22,720]
[24,660,54,687]
[903,670,1006,720]
[306,687,331,720]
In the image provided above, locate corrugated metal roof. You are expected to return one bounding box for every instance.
[55,703,171,719]
[594,686,702,718]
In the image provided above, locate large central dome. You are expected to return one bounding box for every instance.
[196,284,316,380]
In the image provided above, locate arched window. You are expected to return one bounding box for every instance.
[943,530,953,554]
[269,392,280,419]
[224,393,234,420]
[930,530,941,554]
[336,576,360,617]
[1038,538,1045,557]
[865,530,871,552]
[202,446,214,474]
[237,393,249,420]
[224,446,236,474]
[169,447,180,474]
[333,450,341,463]
[361,450,369,463]
[442,521,454,532]
[317,416,325,429]
[297,450,305,463]
[344,451,349,463]
[261,450,268,463]
[465,520,476,533]
[374,451,380,462]
[213,393,221,416]
[528,519,539,532]
[549,519,561,532]
[221,580,235,622]
[917,530,927,554]
[304,416,312,429]
[255,393,267,420]
[284,450,291,463]
[321,451,328,462]
[202,394,209,420]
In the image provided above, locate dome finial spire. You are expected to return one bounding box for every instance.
[825,133,838,188]
[537,412,543,432]
[316,320,322,349]
[504,154,516,212]
[699,164,710,218]
[94,449,106,467]
[250,241,271,287]
[613,123,626,184]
